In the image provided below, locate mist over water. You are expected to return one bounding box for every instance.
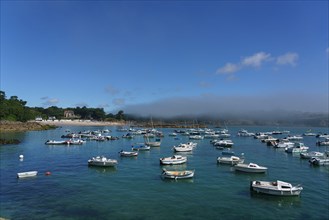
[122,94,329,119]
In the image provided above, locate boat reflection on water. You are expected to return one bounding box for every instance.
[161,177,194,183]
[88,166,117,174]
[250,191,302,207]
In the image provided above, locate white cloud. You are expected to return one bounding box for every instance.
[242,52,271,67]
[276,52,299,66]
[217,63,240,74]
[216,51,299,79]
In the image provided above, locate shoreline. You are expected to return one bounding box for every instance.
[37,120,127,127]
[0,120,126,133]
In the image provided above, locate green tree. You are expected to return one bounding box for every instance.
[115,110,125,120]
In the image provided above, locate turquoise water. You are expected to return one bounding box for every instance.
[1,126,328,220]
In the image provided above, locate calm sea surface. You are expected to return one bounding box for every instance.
[1,126,328,220]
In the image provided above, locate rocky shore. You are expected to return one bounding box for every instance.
[0,121,57,133]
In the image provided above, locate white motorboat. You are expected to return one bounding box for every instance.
[274,141,295,149]
[217,155,244,165]
[216,130,231,138]
[250,180,303,196]
[287,135,303,141]
[67,139,85,145]
[17,171,38,178]
[237,129,255,137]
[300,151,324,159]
[189,135,204,140]
[186,142,197,148]
[160,155,187,165]
[45,140,68,145]
[173,143,193,152]
[214,139,234,148]
[161,168,194,179]
[145,138,161,147]
[204,134,220,139]
[88,156,118,167]
[316,138,329,146]
[285,143,309,153]
[254,133,269,140]
[309,151,329,166]
[131,144,150,151]
[309,157,329,166]
[119,150,138,157]
[234,163,267,173]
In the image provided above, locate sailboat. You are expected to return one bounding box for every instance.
[144,117,161,147]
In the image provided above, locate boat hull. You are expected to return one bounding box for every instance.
[160,159,187,165]
[234,164,267,173]
[217,156,244,165]
[17,171,38,178]
[250,181,302,196]
[145,142,161,147]
[88,161,117,167]
[162,170,194,179]
[120,151,138,157]
[132,148,150,151]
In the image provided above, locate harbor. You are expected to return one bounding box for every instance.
[1,125,328,219]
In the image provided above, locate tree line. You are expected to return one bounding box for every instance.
[0,91,125,122]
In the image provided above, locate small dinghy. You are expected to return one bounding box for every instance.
[161,168,194,179]
[160,155,187,165]
[119,150,138,157]
[17,171,38,178]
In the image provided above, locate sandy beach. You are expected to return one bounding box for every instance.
[38,120,126,127]
[0,120,127,133]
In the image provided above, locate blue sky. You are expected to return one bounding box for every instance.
[1,1,328,117]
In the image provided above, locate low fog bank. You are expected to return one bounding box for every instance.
[122,94,328,127]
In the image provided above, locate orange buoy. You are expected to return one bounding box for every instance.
[45,171,51,176]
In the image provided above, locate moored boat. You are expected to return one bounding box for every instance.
[67,139,85,145]
[189,135,204,140]
[88,156,118,167]
[237,129,255,137]
[300,151,324,159]
[285,143,309,153]
[119,150,138,157]
[145,138,161,147]
[160,155,187,165]
[250,180,303,196]
[287,135,303,141]
[161,168,194,179]
[173,143,194,152]
[45,140,68,145]
[17,171,38,178]
[316,138,329,146]
[234,163,267,173]
[309,152,329,166]
[274,141,295,149]
[217,155,244,165]
[214,139,234,148]
[131,144,150,151]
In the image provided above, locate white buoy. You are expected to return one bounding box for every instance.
[19,155,24,160]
